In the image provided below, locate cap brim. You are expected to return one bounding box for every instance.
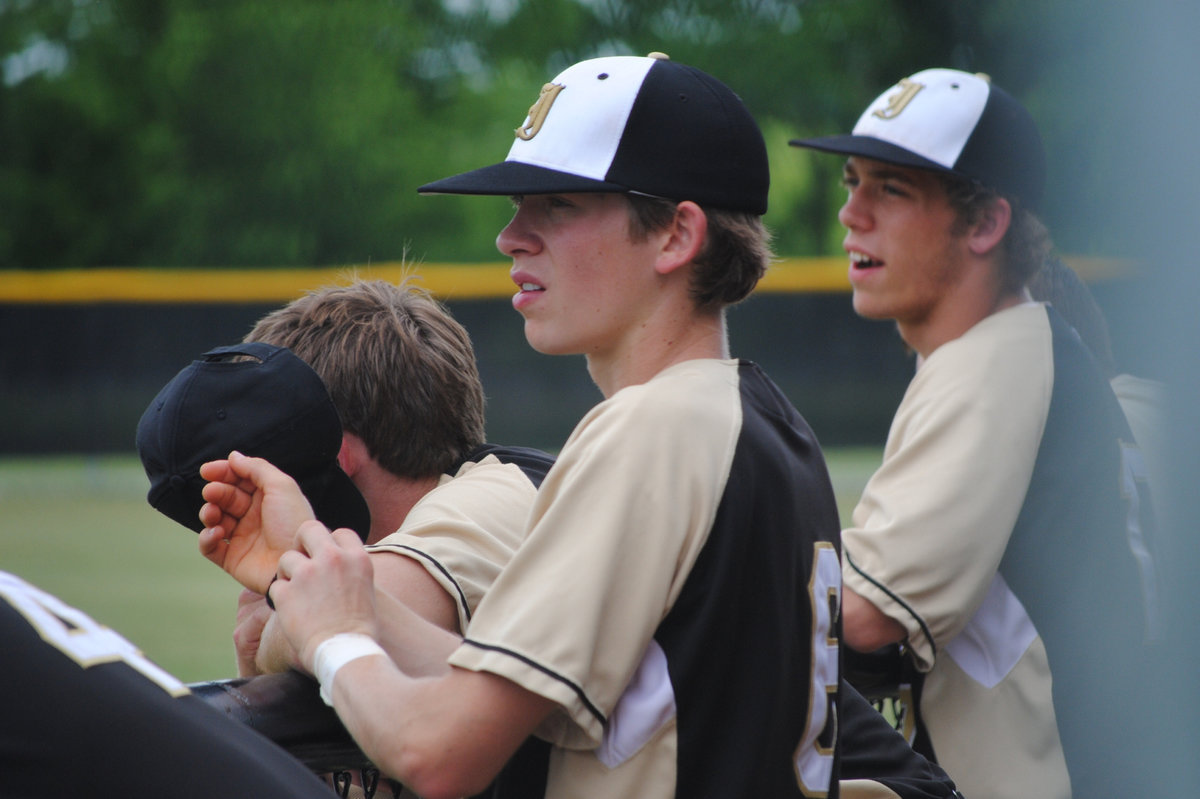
[301,466,372,543]
[789,134,952,176]
[418,160,629,196]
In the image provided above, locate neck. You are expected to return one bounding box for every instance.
[902,260,1029,359]
[587,309,728,397]
[354,465,441,545]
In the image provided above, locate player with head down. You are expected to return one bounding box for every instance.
[199,54,959,799]
[137,279,554,679]
[792,69,1161,799]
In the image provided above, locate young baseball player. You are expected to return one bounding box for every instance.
[792,69,1161,799]
[236,280,554,663]
[199,54,961,799]
[0,569,333,798]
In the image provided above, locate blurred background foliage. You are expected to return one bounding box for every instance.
[0,0,1150,270]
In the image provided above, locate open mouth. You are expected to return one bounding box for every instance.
[850,251,882,270]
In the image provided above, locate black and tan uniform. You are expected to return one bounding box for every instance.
[448,358,844,798]
[844,303,1159,799]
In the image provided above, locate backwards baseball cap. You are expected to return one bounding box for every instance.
[418,53,769,214]
[136,342,371,541]
[790,68,1046,211]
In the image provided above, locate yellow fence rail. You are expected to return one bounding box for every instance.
[0,256,1135,304]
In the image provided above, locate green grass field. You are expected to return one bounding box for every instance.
[0,449,881,684]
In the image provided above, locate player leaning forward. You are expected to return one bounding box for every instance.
[205,54,845,798]
[792,70,1161,799]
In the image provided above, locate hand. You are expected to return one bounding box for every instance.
[269,521,379,675]
[232,588,270,677]
[197,450,317,594]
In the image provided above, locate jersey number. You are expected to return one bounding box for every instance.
[795,543,840,796]
[0,573,188,697]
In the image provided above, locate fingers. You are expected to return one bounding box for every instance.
[197,457,234,484]
[197,524,229,564]
[270,523,377,667]
[200,474,253,520]
[225,450,299,493]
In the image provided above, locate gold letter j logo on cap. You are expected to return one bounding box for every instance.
[872,78,924,120]
[516,83,565,141]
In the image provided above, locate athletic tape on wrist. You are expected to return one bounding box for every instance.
[312,633,386,706]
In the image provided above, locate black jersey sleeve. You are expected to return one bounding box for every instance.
[0,571,332,799]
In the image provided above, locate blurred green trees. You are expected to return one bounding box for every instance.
[0,0,1146,268]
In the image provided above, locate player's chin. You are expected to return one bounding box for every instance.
[521,322,574,356]
[849,292,895,321]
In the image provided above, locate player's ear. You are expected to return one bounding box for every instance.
[655,201,707,276]
[966,196,1011,257]
[337,433,368,478]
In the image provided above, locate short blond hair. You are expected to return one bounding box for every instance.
[247,279,485,479]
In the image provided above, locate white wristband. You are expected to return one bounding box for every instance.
[312,633,387,706]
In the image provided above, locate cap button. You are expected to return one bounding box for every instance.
[647,52,670,60]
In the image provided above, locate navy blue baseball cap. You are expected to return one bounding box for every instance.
[136,342,371,541]
[791,68,1046,211]
[418,53,769,215]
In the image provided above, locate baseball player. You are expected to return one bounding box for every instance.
[792,69,1161,799]
[0,569,333,798]
[200,54,961,799]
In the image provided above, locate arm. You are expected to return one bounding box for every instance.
[254,552,462,676]
[271,522,555,799]
[842,585,907,653]
[233,588,271,677]
[842,330,1049,662]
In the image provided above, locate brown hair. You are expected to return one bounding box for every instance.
[625,194,773,311]
[1027,256,1117,378]
[939,174,1051,296]
[246,278,485,479]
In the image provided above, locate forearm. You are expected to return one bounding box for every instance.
[255,613,301,674]
[255,568,460,677]
[371,587,460,678]
[842,586,907,652]
[324,656,551,799]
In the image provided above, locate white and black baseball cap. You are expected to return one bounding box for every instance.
[790,68,1046,211]
[419,53,769,215]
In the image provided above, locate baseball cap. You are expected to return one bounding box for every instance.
[790,68,1046,211]
[136,342,371,541]
[418,53,769,214]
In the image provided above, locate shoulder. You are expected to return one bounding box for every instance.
[906,304,1053,420]
[453,443,555,488]
[928,303,1051,378]
[563,360,736,445]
